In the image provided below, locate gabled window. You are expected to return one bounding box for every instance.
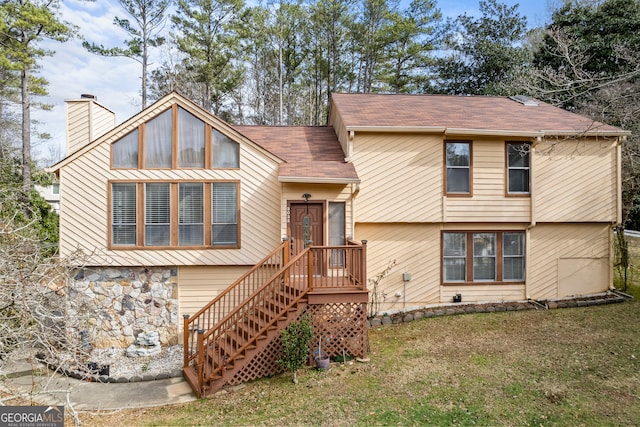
[112,129,139,168]
[145,109,173,168]
[213,129,239,168]
[110,105,239,170]
[506,143,530,195]
[442,231,525,284]
[178,109,205,168]
[445,141,471,195]
[109,181,239,249]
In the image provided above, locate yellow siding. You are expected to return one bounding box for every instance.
[281,183,354,241]
[59,98,282,267]
[328,108,350,159]
[90,102,116,141]
[178,265,250,325]
[357,222,611,311]
[352,133,443,222]
[66,101,92,155]
[528,223,611,300]
[445,139,530,222]
[356,223,441,312]
[535,139,616,222]
[65,100,115,155]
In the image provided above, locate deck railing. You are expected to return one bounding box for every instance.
[306,240,367,290]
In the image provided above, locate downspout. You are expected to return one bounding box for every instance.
[526,137,540,300]
[611,136,625,289]
[349,130,358,240]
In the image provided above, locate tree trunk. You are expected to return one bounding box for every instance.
[21,64,31,197]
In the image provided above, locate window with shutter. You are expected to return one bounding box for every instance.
[212,182,238,246]
[112,183,137,245]
[145,183,171,246]
[179,183,204,246]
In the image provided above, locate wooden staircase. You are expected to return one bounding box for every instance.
[183,240,368,398]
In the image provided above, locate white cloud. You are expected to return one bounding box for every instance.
[34,0,143,164]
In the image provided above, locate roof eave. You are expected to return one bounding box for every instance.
[278,176,361,184]
[345,126,630,138]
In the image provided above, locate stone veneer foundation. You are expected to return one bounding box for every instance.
[68,266,178,348]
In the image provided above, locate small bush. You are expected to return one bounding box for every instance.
[277,315,314,384]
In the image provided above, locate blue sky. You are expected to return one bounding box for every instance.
[34,0,556,164]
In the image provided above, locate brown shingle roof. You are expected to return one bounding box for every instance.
[233,126,359,183]
[330,93,627,135]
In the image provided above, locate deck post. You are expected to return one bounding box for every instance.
[183,314,190,368]
[361,240,368,291]
[196,329,205,396]
[282,237,289,265]
[308,249,314,291]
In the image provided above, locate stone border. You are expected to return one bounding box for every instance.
[368,291,632,327]
[40,291,633,383]
[36,354,183,383]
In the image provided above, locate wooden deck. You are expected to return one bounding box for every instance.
[182,241,368,397]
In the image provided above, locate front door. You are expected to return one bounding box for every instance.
[289,202,324,273]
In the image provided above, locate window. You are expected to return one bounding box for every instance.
[145,183,170,246]
[212,183,238,246]
[473,233,496,281]
[213,129,239,168]
[506,143,530,194]
[145,109,173,168]
[445,141,471,194]
[109,181,239,249]
[111,183,137,246]
[112,129,139,168]
[503,232,525,281]
[329,202,346,267]
[111,105,239,170]
[443,232,466,281]
[179,183,204,246]
[52,183,60,195]
[178,108,205,168]
[442,231,525,283]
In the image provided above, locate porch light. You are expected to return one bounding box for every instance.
[302,193,312,202]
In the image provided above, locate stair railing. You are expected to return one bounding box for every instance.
[193,247,314,394]
[183,241,288,369]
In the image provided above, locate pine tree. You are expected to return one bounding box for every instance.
[83,0,170,109]
[0,0,74,195]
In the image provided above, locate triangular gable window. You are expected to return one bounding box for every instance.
[110,105,239,170]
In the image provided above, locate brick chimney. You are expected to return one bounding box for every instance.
[65,94,116,156]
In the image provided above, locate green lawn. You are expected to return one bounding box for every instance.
[82,291,640,427]
[79,236,640,426]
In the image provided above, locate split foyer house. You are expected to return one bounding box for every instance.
[49,91,628,396]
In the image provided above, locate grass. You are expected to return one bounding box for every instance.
[79,297,640,427]
[78,238,640,427]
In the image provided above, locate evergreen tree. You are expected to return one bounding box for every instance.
[83,0,170,109]
[380,0,443,93]
[0,0,74,195]
[171,0,247,116]
[435,0,529,95]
